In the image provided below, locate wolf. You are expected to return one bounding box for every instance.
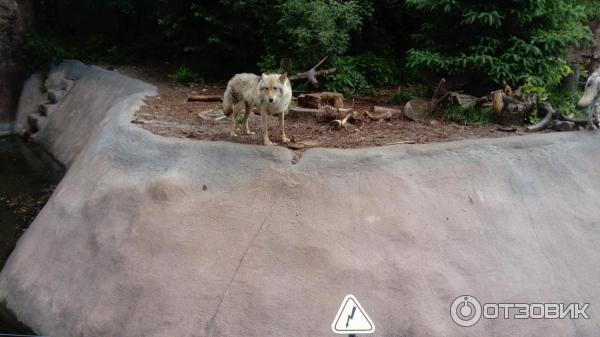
[576,68,600,130]
[223,72,292,146]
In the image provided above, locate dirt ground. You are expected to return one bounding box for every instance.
[116,65,527,150]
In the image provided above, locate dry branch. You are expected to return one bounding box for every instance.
[329,109,355,130]
[526,105,554,132]
[289,56,336,87]
[526,102,591,132]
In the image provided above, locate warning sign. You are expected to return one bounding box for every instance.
[331,294,375,334]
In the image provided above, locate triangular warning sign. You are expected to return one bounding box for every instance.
[331,294,375,334]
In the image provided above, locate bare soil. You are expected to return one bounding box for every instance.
[117,65,527,150]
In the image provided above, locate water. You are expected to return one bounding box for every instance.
[0,135,64,334]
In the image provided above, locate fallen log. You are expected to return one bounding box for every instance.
[298,92,344,109]
[492,87,537,125]
[188,95,223,102]
[365,106,402,120]
[552,120,576,132]
[288,106,352,120]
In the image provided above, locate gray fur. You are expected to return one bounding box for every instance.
[577,68,600,130]
[223,72,292,145]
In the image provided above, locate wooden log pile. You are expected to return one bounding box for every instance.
[491,86,536,125]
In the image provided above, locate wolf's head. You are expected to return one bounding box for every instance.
[258,73,288,104]
[577,69,600,109]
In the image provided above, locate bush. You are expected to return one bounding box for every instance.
[443,104,493,125]
[322,56,370,95]
[174,66,201,84]
[20,35,77,70]
[277,0,370,65]
[354,53,400,87]
[405,0,592,87]
[391,84,429,104]
[257,54,283,74]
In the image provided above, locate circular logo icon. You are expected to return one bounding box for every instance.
[450,295,482,327]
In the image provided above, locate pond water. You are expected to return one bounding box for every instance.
[0,135,64,334]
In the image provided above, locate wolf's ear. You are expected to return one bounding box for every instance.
[280,72,288,83]
[261,73,268,79]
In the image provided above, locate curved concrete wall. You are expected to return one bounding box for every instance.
[1,61,600,336]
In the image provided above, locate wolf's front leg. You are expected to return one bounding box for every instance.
[280,110,290,143]
[261,109,273,146]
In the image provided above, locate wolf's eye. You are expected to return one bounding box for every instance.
[261,87,268,91]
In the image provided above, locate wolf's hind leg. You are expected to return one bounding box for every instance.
[230,104,241,137]
[588,105,598,130]
[242,102,255,135]
[596,104,600,129]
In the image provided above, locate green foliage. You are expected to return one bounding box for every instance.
[353,53,400,87]
[547,89,587,118]
[20,35,77,70]
[576,0,600,20]
[28,0,596,92]
[277,0,370,64]
[321,53,401,95]
[323,56,370,95]
[391,84,429,104]
[257,54,283,74]
[443,104,493,125]
[174,66,201,84]
[405,0,592,87]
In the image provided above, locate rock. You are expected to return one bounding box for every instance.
[38,103,57,117]
[47,90,67,104]
[404,97,432,121]
[27,112,48,133]
[12,73,46,135]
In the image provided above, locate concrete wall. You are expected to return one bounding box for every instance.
[1,61,600,337]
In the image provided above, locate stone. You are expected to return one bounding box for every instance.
[47,90,67,104]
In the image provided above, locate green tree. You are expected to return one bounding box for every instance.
[405,0,592,87]
[276,0,370,64]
